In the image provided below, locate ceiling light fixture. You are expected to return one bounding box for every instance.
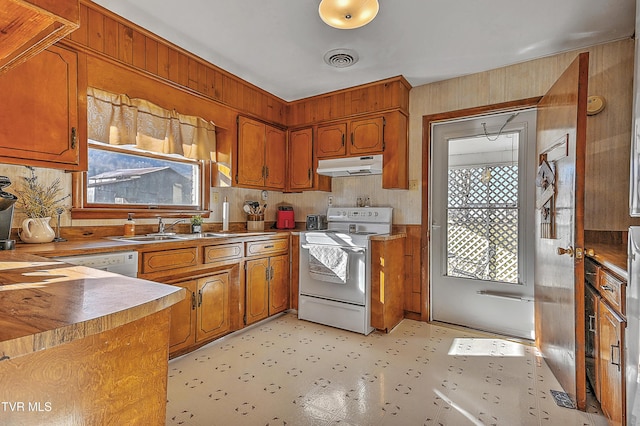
[318,0,380,30]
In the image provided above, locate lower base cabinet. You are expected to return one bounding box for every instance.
[598,298,625,425]
[169,267,238,355]
[246,254,289,325]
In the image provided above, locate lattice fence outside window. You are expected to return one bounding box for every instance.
[446,165,519,283]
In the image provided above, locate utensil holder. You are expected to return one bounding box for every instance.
[247,214,264,231]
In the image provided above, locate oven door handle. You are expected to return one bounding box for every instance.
[301,244,365,253]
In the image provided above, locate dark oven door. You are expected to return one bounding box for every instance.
[299,239,367,306]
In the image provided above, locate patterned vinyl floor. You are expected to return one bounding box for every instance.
[166,312,607,425]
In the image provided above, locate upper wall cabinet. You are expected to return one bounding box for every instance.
[0,44,84,170]
[288,128,314,191]
[237,116,286,190]
[317,116,384,159]
[0,0,79,74]
[316,111,408,189]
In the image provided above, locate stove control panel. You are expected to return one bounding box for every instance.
[326,207,393,223]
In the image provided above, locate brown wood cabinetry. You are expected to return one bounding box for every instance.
[315,111,408,189]
[168,279,197,353]
[140,246,198,274]
[0,0,79,74]
[585,282,600,401]
[168,268,236,354]
[245,240,289,325]
[0,44,84,170]
[138,242,243,357]
[289,127,314,190]
[237,115,286,190]
[598,298,625,425]
[246,254,289,325]
[370,236,406,332]
[317,116,384,158]
[584,257,626,425]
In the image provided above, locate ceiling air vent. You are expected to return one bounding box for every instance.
[324,49,359,68]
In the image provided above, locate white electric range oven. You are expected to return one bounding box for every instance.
[298,207,392,334]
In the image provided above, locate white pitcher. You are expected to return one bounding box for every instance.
[20,217,55,243]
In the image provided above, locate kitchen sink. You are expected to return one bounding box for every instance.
[109,231,278,243]
[110,234,187,242]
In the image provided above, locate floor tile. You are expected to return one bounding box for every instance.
[167,312,607,426]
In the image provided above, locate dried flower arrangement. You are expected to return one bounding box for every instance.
[14,166,70,218]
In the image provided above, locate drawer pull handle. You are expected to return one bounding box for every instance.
[264,245,274,248]
[585,271,596,276]
[588,315,596,332]
[601,284,615,292]
[611,342,621,371]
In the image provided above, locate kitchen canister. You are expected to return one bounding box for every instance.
[247,214,264,231]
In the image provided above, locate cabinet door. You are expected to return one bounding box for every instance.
[265,125,286,190]
[269,254,290,315]
[237,116,265,187]
[245,258,270,325]
[598,299,625,425]
[0,0,79,73]
[289,128,313,190]
[0,44,80,169]
[196,272,231,341]
[350,116,384,155]
[169,279,197,353]
[317,123,347,158]
[585,283,600,400]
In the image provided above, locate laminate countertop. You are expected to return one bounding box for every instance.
[0,250,184,360]
[586,242,628,281]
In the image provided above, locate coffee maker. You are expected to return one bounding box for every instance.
[0,176,18,250]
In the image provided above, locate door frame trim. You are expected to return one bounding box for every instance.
[420,97,542,322]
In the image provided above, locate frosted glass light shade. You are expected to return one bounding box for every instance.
[318,0,379,29]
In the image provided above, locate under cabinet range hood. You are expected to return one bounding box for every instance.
[316,155,383,177]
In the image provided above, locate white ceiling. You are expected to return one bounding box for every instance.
[91,0,636,102]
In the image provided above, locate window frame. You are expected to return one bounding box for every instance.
[72,142,211,219]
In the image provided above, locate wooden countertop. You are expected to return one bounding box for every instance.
[0,251,185,360]
[587,242,628,281]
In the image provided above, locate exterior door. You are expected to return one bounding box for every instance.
[534,52,589,410]
[430,109,537,339]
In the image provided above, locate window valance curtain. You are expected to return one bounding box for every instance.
[87,87,216,161]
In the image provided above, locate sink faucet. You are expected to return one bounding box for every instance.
[157,217,185,234]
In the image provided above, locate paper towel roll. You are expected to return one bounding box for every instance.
[222,197,229,231]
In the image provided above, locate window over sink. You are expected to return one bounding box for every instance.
[72,141,209,219]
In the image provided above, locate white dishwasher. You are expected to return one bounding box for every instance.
[53,251,139,277]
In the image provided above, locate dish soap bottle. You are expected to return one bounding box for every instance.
[124,213,136,237]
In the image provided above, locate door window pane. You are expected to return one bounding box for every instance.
[446,133,519,284]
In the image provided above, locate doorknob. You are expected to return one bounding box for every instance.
[556,246,574,257]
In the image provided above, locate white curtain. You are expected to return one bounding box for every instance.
[87,87,216,161]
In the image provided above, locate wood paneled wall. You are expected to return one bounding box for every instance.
[67,0,287,125]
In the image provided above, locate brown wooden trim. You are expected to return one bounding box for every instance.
[420,97,542,323]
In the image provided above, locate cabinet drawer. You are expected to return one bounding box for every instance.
[245,239,288,257]
[141,247,198,274]
[585,258,598,287]
[204,243,243,264]
[598,269,625,316]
